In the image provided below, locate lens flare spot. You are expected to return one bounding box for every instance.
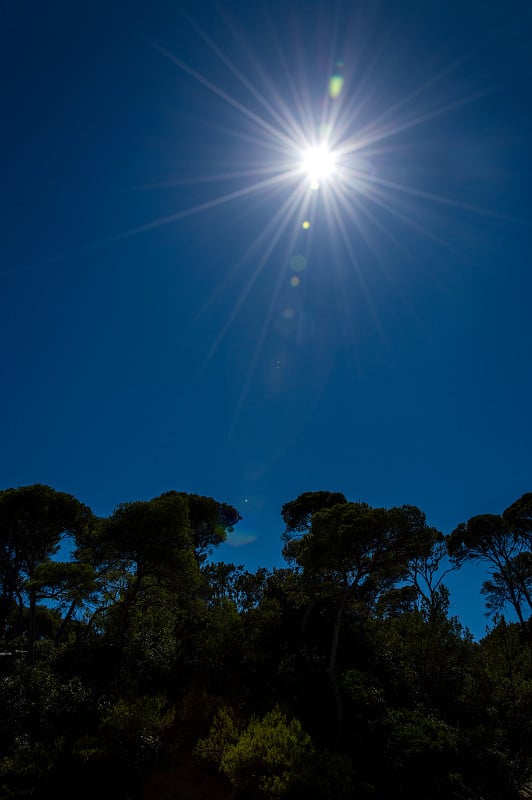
[283,307,295,319]
[290,275,300,287]
[302,220,311,230]
[225,531,258,548]
[290,253,307,272]
[329,74,344,99]
[310,180,320,191]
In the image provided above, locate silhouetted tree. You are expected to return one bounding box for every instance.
[448,493,532,627]
[283,498,442,735]
[0,484,92,659]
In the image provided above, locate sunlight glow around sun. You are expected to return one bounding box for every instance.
[301,143,337,183]
[140,20,496,435]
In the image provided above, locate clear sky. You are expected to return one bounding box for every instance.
[2,0,531,639]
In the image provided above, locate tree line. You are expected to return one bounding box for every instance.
[0,483,531,799]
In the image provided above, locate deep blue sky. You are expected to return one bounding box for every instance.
[2,0,531,638]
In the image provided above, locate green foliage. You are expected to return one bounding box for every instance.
[69,692,175,791]
[0,734,66,799]
[281,491,347,536]
[194,705,241,766]
[477,621,532,779]
[95,492,193,574]
[286,501,439,601]
[119,581,182,679]
[220,707,314,799]
[203,562,269,612]
[196,705,353,799]
[0,662,92,799]
[0,663,91,744]
[0,484,93,652]
[380,707,460,797]
[98,694,175,763]
[384,706,458,762]
[170,492,242,563]
[342,667,386,715]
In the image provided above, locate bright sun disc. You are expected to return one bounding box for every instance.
[301,144,336,182]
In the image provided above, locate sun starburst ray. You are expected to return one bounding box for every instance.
[129,165,300,192]
[355,177,471,260]
[120,11,508,444]
[196,183,310,370]
[356,171,523,223]
[232,11,317,142]
[179,11,309,148]
[149,40,300,152]
[343,86,491,156]
[229,216,308,438]
[321,190,385,332]
[332,186,429,329]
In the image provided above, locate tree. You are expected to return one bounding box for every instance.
[197,706,314,799]
[283,498,441,734]
[378,707,460,799]
[473,619,532,796]
[30,560,97,642]
[0,485,93,659]
[73,491,241,668]
[447,493,532,627]
[481,553,532,621]
[403,525,453,620]
[81,492,195,653]
[281,491,347,540]
[161,492,241,564]
[280,492,348,647]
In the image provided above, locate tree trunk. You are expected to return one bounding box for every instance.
[54,598,78,642]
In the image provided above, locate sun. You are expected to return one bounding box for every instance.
[301,143,337,184]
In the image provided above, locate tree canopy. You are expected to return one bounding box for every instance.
[447,492,532,627]
[0,484,530,800]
